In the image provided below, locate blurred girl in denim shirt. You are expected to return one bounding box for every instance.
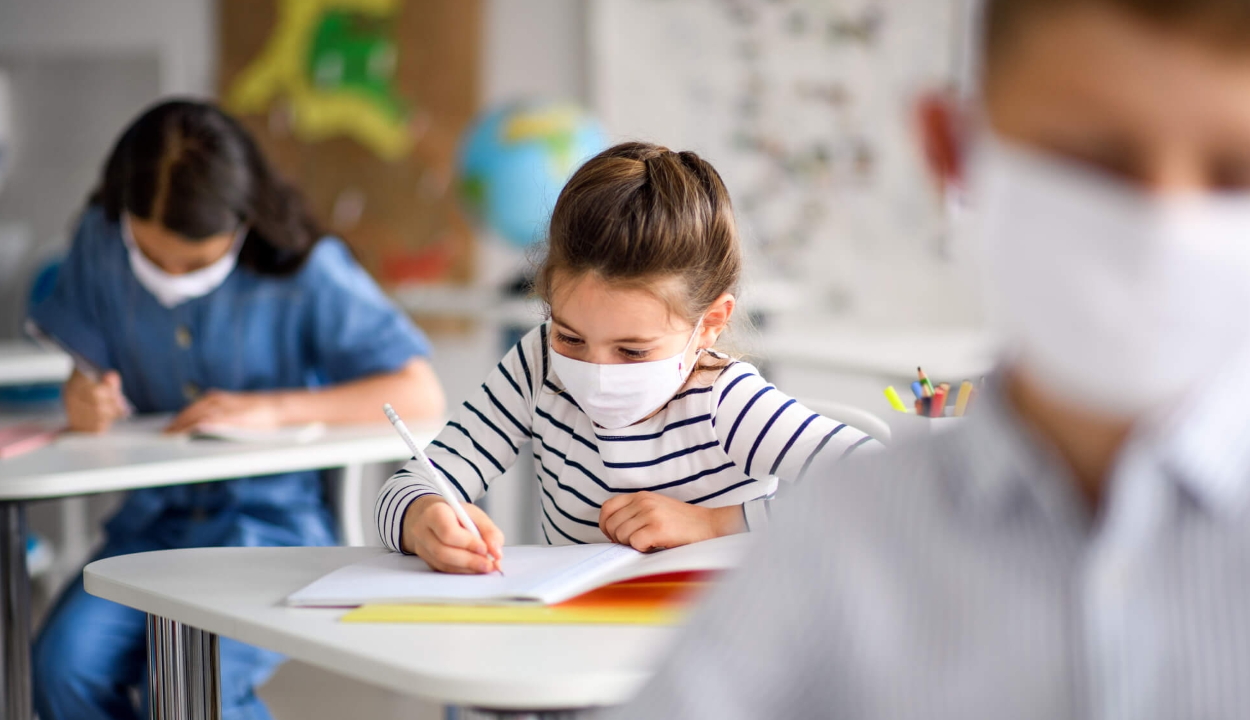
[28,99,445,720]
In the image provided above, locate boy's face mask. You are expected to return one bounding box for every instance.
[970,135,1250,417]
[551,323,703,430]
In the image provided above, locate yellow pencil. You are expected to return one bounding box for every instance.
[954,381,975,417]
[883,386,908,413]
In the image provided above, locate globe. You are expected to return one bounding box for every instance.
[458,101,609,249]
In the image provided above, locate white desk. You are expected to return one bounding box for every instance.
[86,547,670,718]
[0,421,426,501]
[391,280,804,329]
[763,323,996,382]
[0,341,71,387]
[0,420,439,720]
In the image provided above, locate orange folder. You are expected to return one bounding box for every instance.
[341,571,718,626]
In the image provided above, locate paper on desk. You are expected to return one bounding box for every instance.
[341,599,686,626]
[56,416,186,447]
[193,422,326,445]
[287,534,751,608]
[341,572,716,625]
[0,424,60,459]
[286,544,642,607]
[56,416,326,447]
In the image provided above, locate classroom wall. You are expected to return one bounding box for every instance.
[0,4,587,719]
[0,0,589,342]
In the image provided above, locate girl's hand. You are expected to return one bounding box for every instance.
[401,495,505,574]
[165,391,283,434]
[64,370,129,433]
[599,492,746,552]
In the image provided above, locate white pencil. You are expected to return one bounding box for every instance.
[383,404,502,574]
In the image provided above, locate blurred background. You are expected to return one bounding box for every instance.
[0,1,988,717]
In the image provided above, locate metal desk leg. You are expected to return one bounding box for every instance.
[0,501,31,719]
[146,616,220,720]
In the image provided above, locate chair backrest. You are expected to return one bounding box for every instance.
[799,398,892,445]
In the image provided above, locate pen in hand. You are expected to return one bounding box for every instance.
[383,404,504,575]
[25,319,133,417]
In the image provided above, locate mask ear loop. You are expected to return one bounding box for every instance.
[679,319,705,377]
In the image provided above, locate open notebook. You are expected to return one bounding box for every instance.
[285,534,751,608]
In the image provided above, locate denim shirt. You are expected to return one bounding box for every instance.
[30,206,430,546]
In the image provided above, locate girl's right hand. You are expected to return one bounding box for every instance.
[64,370,128,433]
[401,495,505,574]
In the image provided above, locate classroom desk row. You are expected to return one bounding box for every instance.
[0,328,994,719]
[2,418,651,719]
[86,547,661,719]
[0,408,436,720]
[0,341,681,718]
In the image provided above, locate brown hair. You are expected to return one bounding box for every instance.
[983,0,1250,67]
[536,142,742,351]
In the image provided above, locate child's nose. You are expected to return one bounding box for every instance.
[585,347,624,365]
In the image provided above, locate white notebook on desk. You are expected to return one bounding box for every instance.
[285,534,751,608]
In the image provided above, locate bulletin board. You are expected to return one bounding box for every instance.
[218,0,482,288]
[591,0,982,326]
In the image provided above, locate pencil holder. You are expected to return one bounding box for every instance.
[886,412,963,443]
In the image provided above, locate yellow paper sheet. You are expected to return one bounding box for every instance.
[340,603,687,626]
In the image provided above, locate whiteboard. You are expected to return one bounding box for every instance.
[589,0,982,327]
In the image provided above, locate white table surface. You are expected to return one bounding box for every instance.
[763,323,997,381]
[85,547,673,710]
[391,280,804,327]
[0,340,72,387]
[0,416,439,501]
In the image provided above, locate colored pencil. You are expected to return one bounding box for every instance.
[918,367,934,397]
[954,381,974,417]
[932,384,950,418]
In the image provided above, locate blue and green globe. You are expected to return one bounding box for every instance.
[458,101,609,248]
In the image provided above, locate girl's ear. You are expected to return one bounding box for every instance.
[699,293,736,348]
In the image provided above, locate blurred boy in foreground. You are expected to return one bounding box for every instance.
[611,1,1250,717]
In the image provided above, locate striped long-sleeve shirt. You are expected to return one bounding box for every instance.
[375,323,876,550]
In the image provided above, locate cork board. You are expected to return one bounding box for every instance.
[218,0,482,288]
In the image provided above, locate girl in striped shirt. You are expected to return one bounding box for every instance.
[376,142,875,573]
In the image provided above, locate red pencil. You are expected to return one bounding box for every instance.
[932,386,949,418]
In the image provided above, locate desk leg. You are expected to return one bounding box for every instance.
[0,501,31,720]
[146,616,220,720]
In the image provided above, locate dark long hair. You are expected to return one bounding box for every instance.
[91,99,323,275]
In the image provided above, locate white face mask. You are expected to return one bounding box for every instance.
[121,214,245,308]
[551,323,704,429]
[970,136,1250,417]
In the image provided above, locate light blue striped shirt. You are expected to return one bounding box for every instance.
[611,374,1250,719]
